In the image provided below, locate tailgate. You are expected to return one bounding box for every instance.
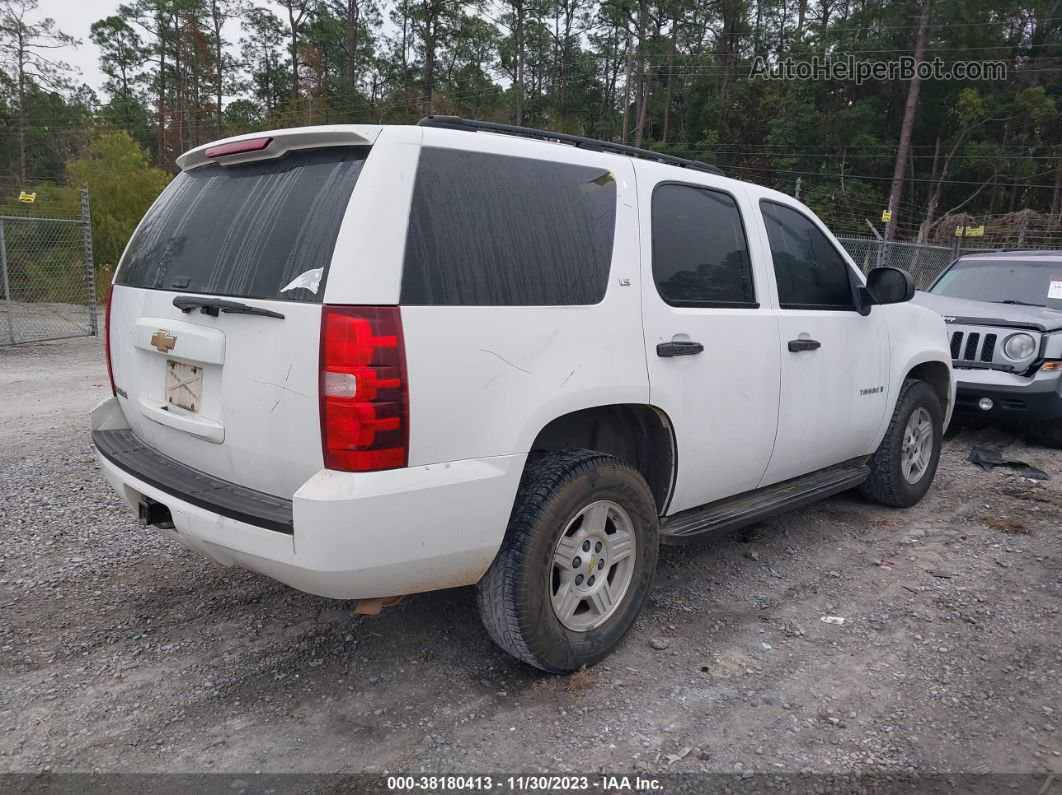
[107,145,369,498]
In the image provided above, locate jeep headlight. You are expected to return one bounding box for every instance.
[1003,332,1036,360]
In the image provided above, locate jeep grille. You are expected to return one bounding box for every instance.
[951,330,996,364]
[947,324,1038,372]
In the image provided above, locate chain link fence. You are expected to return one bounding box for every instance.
[837,237,955,288]
[0,183,97,345]
[835,235,1059,289]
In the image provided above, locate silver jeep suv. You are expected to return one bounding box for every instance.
[914,250,1062,446]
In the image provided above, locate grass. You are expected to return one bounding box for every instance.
[566,666,593,694]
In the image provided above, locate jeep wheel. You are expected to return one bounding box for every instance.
[476,450,659,673]
[860,378,943,508]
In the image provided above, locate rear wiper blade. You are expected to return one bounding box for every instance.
[173,296,285,319]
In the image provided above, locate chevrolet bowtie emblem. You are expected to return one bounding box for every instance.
[151,329,177,353]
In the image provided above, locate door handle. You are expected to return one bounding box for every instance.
[657,340,704,357]
[788,338,822,353]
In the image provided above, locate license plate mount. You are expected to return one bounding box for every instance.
[165,359,203,413]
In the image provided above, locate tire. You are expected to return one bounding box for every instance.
[476,450,659,673]
[860,378,944,508]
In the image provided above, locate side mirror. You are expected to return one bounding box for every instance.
[863,267,915,308]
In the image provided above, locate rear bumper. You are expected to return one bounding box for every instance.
[93,428,294,533]
[90,397,525,599]
[953,367,1062,422]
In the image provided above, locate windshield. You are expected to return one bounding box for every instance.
[930,257,1062,310]
[117,147,367,303]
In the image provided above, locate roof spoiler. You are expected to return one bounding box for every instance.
[176,126,381,171]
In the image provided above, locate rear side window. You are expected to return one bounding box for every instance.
[651,183,756,306]
[760,200,854,309]
[117,147,367,302]
[400,148,616,306]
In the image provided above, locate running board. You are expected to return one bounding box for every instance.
[660,459,869,544]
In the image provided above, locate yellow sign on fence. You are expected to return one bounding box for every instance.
[881,210,892,222]
[17,191,36,203]
[955,225,986,238]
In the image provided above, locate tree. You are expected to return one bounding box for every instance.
[125,0,179,164]
[0,0,78,182]
[66,131,171,267]
[883,0,929,242]
[503,0,528,123]
[1,0,1058,253]
[393,0,466,115]
[323,0,381,100]
[239,6,288,118]
[273,0,313,108]
[207,0,243,136]
[916,89,994,242]
[91,14,147,137]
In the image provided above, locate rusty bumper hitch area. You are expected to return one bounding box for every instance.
[138,495,175,529]
[354,596,405,616]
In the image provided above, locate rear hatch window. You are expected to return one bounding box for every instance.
[117,147,367,302]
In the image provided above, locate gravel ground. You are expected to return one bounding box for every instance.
[0,336,1060,779]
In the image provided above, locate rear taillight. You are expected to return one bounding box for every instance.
[319,306,408,472]
[104,284,116,395]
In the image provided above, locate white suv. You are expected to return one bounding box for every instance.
[91,117,954,672]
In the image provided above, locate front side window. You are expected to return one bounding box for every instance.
[400,148,617,306]
[760,200,854,309]
[651,184,756,306]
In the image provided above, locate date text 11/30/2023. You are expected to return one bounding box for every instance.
[386,775,664,792]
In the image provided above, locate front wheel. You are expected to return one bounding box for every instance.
[476,450,659,673]
[860,378,944,508]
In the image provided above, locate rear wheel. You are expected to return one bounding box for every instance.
[476,450,659,673]
[860,379,943,508]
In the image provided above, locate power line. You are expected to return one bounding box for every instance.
[722,163,1059,189]
[695,16,1062,38]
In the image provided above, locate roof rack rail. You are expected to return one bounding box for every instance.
[417,115,723,176]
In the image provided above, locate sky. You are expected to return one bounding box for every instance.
[42,0,117,93]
